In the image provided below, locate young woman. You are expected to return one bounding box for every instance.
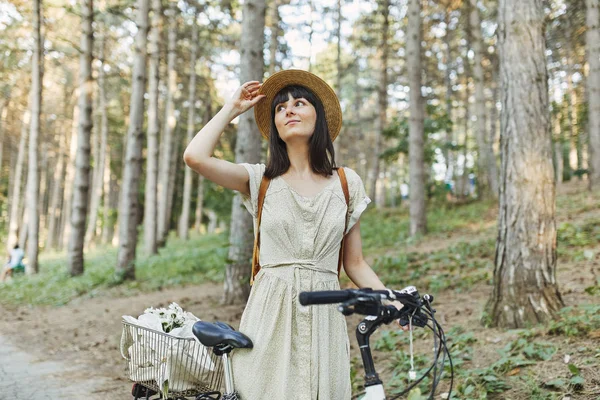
[184,70,403,400]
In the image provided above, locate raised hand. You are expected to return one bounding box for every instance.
[226,81,266,118]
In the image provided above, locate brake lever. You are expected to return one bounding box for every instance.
[398,309,428,328]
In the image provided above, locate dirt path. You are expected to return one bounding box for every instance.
[0,283,245,398]
[0,334,110,399]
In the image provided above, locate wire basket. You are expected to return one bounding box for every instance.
[121,320,224,397]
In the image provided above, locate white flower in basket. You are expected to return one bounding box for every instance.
[122,302,215,395]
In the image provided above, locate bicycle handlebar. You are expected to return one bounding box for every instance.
[299,286,426,307]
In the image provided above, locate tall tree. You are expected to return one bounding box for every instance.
[157,0,178,246]
[368,0,390,207]
[223,0,266,304]
[469,0,498,197]
[178,10,199,240]
[144,0,162,254]
[485,0,563,328]
[7,106,29,252]
[85,31,108,247]
[588,0,600,189]
[407,0,426,236]
[68,0,94,276]
[116,0,149,280]
[25,0,44,274]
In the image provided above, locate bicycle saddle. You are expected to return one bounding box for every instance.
[192,321,253,349]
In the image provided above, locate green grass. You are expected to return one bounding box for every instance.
[0,232,228,306]
[360,199,496,256]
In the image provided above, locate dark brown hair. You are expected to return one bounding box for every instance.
[263,85,337,179]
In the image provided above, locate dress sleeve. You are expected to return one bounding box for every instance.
[344,168,372,234]
[239,163,266,218]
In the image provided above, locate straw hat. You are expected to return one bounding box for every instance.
[254,69,342,142]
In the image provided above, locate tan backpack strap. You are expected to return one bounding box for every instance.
[336,167,350,278]
[251,175,271,285]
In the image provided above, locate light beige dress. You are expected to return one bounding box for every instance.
[231,163,371,400]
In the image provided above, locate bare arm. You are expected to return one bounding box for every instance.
[342,221,388,290]
[183,81,265,196]
[343,221,408,328]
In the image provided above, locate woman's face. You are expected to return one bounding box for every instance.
[273,93,317,144]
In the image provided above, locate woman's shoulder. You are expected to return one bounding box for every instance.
[339,166,364,184]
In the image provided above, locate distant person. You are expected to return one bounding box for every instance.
[0,244,25,282]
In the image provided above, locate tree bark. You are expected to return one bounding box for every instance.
[68,0,94,276]
[144,0,162,254]
[587,0,600,189]
[178,12,199,240]
[223,0,266,305]
[407,0,426,236]
[25,0,43,274]
[157,0,178,247]
[85,31,107,247]
[485,0,563,328]
[116,0,149,280]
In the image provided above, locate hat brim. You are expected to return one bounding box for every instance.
[254,69,342,142]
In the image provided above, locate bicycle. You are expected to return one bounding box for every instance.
[127,285,452,399]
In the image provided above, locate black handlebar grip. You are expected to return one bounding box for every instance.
[299,290,353,306]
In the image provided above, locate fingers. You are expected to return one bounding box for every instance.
[249,94,266,106]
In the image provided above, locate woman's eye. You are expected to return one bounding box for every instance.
[296,101,304,106]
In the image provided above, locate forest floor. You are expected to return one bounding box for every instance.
[0,179,598,400]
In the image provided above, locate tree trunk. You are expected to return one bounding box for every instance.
[443,9,454,182]
[7,107,29,252]
[116,0,149,280]
[0,100,6,184]
[178,13,199,240]
[485,0,563,328]
[157,0,178,247]
[85,31,107,247]
[487,57,500,196]
[38,142,48,243]
[194,175,205,233]
[469,0,493,198]
[587,0,600,189]
[25,0,43,274]
[102,143,117,244]
[223,0,266,305]
[165,127,180,235]
[46,134,66,249]
[61,98,80,248]
[368,0,389,206]
[144,0,161,254]
[268,0,280,76]
[333,0,342,160]
[68,0,94,276]
[407,0,426,236]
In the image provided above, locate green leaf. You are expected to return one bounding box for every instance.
[568,363,580,375]
[570,375,585,385]
[544,378,566,389]
[407,388,423,400]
